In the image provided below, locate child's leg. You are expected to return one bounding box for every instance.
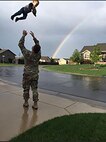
[15,13,27,22]
[11,7,24,20]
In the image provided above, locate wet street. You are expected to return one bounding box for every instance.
[0,66,106,103]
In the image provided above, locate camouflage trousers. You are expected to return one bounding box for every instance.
[22,73,39,102]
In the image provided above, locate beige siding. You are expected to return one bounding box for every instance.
[82,50,91,60]
[59,58,66,65]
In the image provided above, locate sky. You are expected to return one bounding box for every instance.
[1,1,106,58]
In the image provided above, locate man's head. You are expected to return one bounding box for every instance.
[32,44,41,53]
[29,3,33,9]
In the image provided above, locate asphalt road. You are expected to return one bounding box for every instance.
[0,66,106,103]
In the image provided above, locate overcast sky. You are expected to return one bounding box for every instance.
[1,1,106,58]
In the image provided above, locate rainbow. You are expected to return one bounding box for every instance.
[52,13,96,58]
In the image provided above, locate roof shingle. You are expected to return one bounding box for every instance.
[81,43,106,53]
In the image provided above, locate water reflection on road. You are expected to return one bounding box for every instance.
[0,66,106,103]
[0,66,23,85]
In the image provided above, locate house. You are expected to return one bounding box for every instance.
[15,56,51,64]
[58,58,70,65]
[52,58,60,63]
[81,43,106,61]
[40,56,51,63]
[0,48,16,63]
[15,56,24,64]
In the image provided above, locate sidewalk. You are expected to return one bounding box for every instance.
[0,80,106,141]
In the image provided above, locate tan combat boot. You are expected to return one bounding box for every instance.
[32,102,38,109]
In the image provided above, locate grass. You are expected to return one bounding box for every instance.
[43,64,106,77]
[1,63,106,77]
[10,113,106,142]
[0,63,23,67]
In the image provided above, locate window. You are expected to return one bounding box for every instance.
[84,53,90,59]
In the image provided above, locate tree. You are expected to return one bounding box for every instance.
[51,57,55,63]
[90,46,101,65]
[70,49,82,64]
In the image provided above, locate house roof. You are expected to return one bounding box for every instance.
[80,46,95,52]
[52,58,60,60]
[63,58,70,60]
[41,56,50,60]
[0,49,16,56]
[81,43,106,53]
[96,43,106,51]
[59,58,70,61]
[0,49,7,54]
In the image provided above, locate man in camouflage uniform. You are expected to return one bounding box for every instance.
[18,30,41,109]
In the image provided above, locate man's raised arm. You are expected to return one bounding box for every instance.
[30,31,39,45]
[18,30,27,54]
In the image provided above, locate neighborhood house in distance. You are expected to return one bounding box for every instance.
[81,43,106,62]
[0,43,106,64]
[0,48,16,63]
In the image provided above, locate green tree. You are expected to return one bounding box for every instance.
[90,46,101,65]
[51,57,55,63]
[70,49,82,64]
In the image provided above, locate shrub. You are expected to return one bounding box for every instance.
[81,59,93,64]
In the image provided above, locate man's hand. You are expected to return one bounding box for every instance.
[23,30,27,36]
[30,31,39,45]
[30,31,35,38]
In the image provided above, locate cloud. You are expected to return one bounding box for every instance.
[0,1,106,58]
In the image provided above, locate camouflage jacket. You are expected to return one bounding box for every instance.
[18,35,41,77]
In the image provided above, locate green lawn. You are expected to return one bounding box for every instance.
[1,63,106,77]
[10,113,106,142]
[43,64,106,77]
[0,63,23,67]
